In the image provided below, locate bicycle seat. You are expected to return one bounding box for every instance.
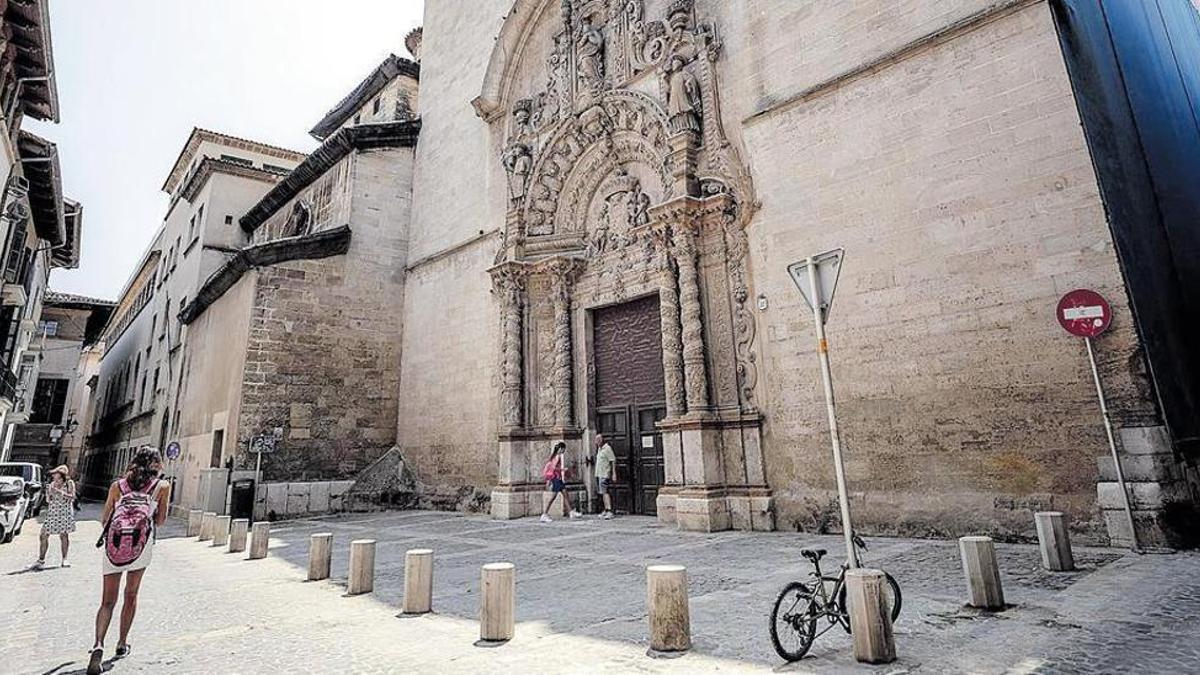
[801,548,827,563]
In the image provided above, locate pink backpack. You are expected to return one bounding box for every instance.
[541,455,559,481]
[105,478,157,566]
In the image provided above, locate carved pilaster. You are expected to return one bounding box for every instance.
[668,130,700,198]
[548,258,579,428]
[491,264,527,430]
[674,223,709,412]
[653,226,686,418]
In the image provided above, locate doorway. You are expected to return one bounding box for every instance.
[591,294,667,515]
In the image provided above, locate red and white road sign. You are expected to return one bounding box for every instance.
[1057,289,1111,338]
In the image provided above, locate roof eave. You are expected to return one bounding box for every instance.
[308,54,420,141]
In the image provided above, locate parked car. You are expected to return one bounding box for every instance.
[0,462,45,517]
[0,476,28,543]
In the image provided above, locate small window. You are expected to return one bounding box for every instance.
[353,114,360,125]
[372,97,381,114]
[224,215,233,225]
[38,320,58,336]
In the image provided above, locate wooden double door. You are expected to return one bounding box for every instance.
[596,404,666,515]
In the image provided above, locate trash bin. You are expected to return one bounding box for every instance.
[230,479,256,522]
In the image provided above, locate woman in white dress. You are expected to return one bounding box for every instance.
[31,464,76,568]
[88,447,170,675]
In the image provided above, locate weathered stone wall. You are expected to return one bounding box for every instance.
[237,147,413,481]
[738,1,1153,541]
[393,0,508,500]
[399,0,1164,541]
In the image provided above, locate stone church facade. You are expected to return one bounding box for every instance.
[393,0,1198,546]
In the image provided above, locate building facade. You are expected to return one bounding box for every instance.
[6,291,112,469]
[82,132,304,498]
[389,0,1199,546]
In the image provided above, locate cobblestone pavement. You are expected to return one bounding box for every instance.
[3,506,1199,673]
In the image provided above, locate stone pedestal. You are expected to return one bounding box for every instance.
[480,563,515,643]
[228,518,249,553]
[646,564,691,652]
[186,509,203,537]
[212,516,231,547]
[198,512,217,542]
[1034,512,1074,571]
[308,533,333,581]
[845,569,897,664]
[959,536,1004,609]
[403,549,434,614]
[249,522,270,559]
[348,539,376,595]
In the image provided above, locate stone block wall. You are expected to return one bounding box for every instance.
[738,1,1156,542]
[254,479,355,521]
[236,148,413,481]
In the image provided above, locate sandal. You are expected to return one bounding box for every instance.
[86,647,103,675]
[115,643,131,658]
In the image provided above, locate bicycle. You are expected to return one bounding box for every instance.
[769,534,902,662]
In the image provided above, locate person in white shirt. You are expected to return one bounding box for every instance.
[594,434,617,519]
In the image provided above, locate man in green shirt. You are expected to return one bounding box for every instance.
[594,434,616,519]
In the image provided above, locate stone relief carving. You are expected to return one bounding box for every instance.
[491,265,527,429]
[489,0,761,431]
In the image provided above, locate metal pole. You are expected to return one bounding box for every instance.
[1085,337,1139,552]
[807,258,859,568]
[254,450,263,487]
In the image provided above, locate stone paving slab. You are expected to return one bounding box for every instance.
[3,506,1200,673]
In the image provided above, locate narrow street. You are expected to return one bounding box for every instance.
[3,506,1199,674]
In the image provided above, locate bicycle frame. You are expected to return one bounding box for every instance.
[805,557,852,630]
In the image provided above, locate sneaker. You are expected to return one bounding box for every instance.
[568,510,582,519]
[61,559,71,568]
[539,514,552,523]
[86,647,103,675]
[27,560,44,571]
[115,643,131,659]
[601,511,614,520]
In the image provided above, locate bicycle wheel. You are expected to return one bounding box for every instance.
[836,571,903,628]
[769,582,819,662]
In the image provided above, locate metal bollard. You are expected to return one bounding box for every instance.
[212,516,231,547]
[402,549,434,614]
[248,522,270,560]
[1034,511,1075,572]
[186,509,203,537]
[228,518,249,553]
[348,539,376,595]
[308,533,333,581]
[646,564,690,652]
[198,512,217,542]
[959,536,1005,609]
[479,563,515,643]
[845,569,897,663]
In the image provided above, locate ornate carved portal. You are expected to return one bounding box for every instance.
[483,0,773,532]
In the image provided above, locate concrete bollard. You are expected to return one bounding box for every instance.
[308,533,333,581]
[479,563,515,643]
[959,536,1005,609]
[248,522,270,560]
[212,516,232,547]
[402,548,434,614]
[1034,511,1075,572]
[228,518,249,553]
[646,564,691,652]
[186,509,203,537]
[348,539,377,595]
[198,512,217,542]
[845,569,897,664]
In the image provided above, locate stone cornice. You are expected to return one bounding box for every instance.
[239,120,421,234]
[180,225,352,325]
[179,158,284,203]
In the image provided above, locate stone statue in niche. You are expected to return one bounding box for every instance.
[285,199,312,237]
[576,16,605,88]
[627,179,650,227]
[511,99,533,138]
[665,55,701,133]
[502,142,532,201]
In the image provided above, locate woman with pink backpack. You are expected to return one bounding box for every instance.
[539,442,581,522]
[87,446,170,675]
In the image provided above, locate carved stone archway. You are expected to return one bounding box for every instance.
[483,0,772,532]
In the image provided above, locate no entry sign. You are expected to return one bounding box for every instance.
[1057,289,1111,338]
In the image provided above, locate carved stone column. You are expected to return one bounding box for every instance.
[674,224,709,412]
[655,228,686,418]
[493,265,526,430]
[549,259,576,428]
